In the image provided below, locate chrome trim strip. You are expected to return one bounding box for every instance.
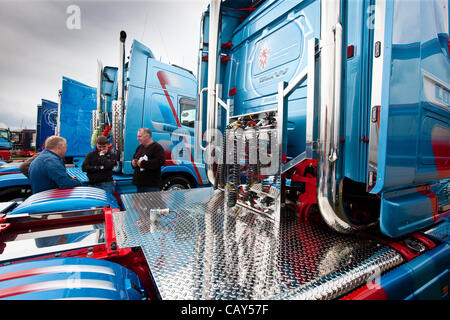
[96,60,103,129]
[306,37,317,159]
[281,151,306,173]
[56,90,62,136]
[195,12,207,160]
[367,0,387,192]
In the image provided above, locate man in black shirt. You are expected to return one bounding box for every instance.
[82,135,117,194]
[132,128,165,192]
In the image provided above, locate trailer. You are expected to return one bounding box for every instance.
[0,0,448,300]
[36,99,58,153]
[0,78,97,201]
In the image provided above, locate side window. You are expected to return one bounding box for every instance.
[152,93,177,126]
[179,97,196,128]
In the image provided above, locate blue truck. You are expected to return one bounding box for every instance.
[0,34,209,201]
[0,78,97,201]
[0,0,448,301]
[0,123,11,161]
[93,32,208,192]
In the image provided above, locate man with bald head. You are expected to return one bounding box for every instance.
[131,128,165,192]
[29,135,82,194]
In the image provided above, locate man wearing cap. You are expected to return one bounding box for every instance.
[82,135,118,194]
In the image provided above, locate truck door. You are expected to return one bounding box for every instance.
[367,0,450,237]
[143,91,179,163]
[172,97,196,165]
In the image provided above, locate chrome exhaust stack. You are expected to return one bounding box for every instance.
[112,30,127,154]
[94,60,104,133]
[317,0,375,233]
[118,30,127,104]
[195,11,207,162]
[203,0,222,186]
[56,89,62,136]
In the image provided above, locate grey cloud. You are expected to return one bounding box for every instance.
[0,0,208,130]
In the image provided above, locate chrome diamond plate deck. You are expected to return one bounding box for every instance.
[113,188,403,300]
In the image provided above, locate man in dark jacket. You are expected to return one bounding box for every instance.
[82,135,117,194]
[131,128,165,192]
[29,136,82,194]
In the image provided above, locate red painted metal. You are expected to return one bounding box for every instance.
[290,159,318,219]
[341,282,388,300]
[104,206,119,256]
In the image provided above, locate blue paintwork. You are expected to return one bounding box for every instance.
[36,99,58,152]
[377,243,450,300]
[205,0,449,238]
[0,162,20,175]
[380,181,449,237]
[59,77,97,158]
[0,172,28,189]
[370,0,450,237]
[0,257,148,300]
[342,0,374,183]
[0,127,11,151]
[101,66,118,116]
[7,186,119,215]
[372,0,449,193]
[0,164,138,201]
[219,0,321,159]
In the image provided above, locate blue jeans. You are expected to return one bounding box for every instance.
[137,186,160,193]
[93,181,115,194]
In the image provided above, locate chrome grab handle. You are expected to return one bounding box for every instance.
[197,87,208,152]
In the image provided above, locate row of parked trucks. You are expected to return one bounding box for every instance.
[0,127,35,161]
[0,0,448,300]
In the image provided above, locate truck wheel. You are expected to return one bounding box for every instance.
[162,176,191,190]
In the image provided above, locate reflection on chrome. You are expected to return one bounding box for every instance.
[114,188,403,300]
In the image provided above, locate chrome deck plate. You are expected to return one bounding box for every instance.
[114,188,403,300]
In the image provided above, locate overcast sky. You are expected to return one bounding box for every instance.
[0,0,209,130]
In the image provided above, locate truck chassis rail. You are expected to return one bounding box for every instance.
[113,188,404,300]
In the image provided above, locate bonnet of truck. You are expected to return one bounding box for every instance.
[0,257,149,300]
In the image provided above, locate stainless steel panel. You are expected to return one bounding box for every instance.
[114,188,403,300]
[0,224,104,262]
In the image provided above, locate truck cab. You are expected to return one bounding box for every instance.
[97,34,208,190]
[0,0,448,301]
[198,0,449,237]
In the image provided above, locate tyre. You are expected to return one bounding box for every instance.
[162,175,192,190]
